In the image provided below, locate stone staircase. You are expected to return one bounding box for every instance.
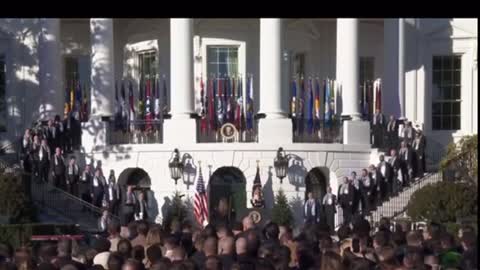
[369,172,443,224]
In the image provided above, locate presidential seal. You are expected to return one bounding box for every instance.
[248,210,262,224]
[220,123,237,140]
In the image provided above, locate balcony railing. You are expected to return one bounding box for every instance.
[196,118,259,143]
[107,120,163,145]
[292,118,343,143]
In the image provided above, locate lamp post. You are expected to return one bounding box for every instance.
[273,147,289,184]
[169,148,184,186]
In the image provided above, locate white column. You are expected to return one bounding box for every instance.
[259,18,286,118]
[337,19,370,145]
[38,18,62,121]
[399,18,406,119]
[258,18,292,144]
[90,18,115,118]
[170,18,194,119]
[163,18,196,144]
[337,18,361,121]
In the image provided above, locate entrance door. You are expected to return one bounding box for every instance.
[208,167,246,224]
[305,168,328,201]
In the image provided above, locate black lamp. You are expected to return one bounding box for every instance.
[169,148,184,185]
[274,147,289,184]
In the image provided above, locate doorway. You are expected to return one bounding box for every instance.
[305,167,328,201]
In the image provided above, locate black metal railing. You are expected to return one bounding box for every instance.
[334,172,443,229]
[107,120,163,145]
[30,176,119,231]
[196,119,259,143]
[292,118,343,143]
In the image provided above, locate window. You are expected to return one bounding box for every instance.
[359,57,375,84]
[207,46,238,76]
[432,55,461,130]
[293,53,305,78]
[65,56,79,89]
[0,54,6,131]
[138,50,157,81]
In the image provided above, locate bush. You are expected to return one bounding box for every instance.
[406,181,477,225]
[0,172,35,223]
[440,134,478,185]
[162,191,188,229]
[271,188,294,227]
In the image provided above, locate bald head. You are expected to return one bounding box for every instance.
[242,216,254,231]
[203,237,218,257]
[235,237,248,255]
[219,236,235,255]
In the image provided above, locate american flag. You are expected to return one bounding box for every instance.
[194,165,209,227]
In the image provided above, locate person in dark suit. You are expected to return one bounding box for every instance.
[71,115,82,150]
[19,128,33,173]
[37,139,51,183]
[412,130,426,178]
[134,191,148,221]
[90,168,105,208]
[304,192,320,225]
[45,119,60,154]
[79,164,93,206]
[368,164,383,207]
[359,169,373,215]
[386,115,398,151]
[389,149,402,195]
[121,185,136,226]
[51,147,66,189]
[62,113,72,153]
[399,140,414,186]
[377,154,392,201]
[66,156,80,196]
[105,170,120,216]
[322,187,337,234]
[350,171,362,217]
[338,176,355,225]
[30,135,41,180]
[371,109,386,148]
[53,115,64,151]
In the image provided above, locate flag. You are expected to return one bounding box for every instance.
[223,75,229,123]
[306,78,314,134]
[70,83,75,114]
[145,79,153,131]
[324,79,332,128]
[314,78,321,131]
[154,77,161,120]
[291,78,297,118]
[128,81,135,132]
[246,75,254,131]
[234,77,243,131]
[75,82,82,119]
[298,77,305,135]
[362,81,368,119]
[194,164,209,227]
[199,76,207,134]
[216,76,224,128]
[252,162,262,197]
[138,79,145,121]
[64,86,70,116]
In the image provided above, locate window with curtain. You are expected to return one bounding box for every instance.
[207,46,238,77]
[0,54,6,131]
[432,55,461,130]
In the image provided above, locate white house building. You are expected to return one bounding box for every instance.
[0,18,477,226]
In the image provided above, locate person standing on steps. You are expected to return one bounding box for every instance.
[322,187,337,234]
[412,130,426,179]
[79,164,93,209]
[20,128,33,173]
[359,169,372,216]
[303,192,320,225]
[350,171,361,217]
[378,154,392,200]
[38,138,51,184]
[338,176,354,226]
[399,140,414,186]
[105,170,120,216]
[66,156,80,196]
[91,168,105,208]
[389,149,402,195]
[134,191,148,221]
[122,185,137,226]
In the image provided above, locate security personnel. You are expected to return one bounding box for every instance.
[322,187,337,234]
[338,176,355,225]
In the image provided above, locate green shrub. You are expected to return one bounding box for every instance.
[162,191,189,230]
[0,172,35,223]
[271,189,294,227]
[406,181,477,225]
[440,134,478,185]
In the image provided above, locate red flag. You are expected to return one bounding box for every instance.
[200,77,207,134]
[208,78,215,132]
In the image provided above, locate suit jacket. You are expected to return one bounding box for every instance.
[104,183,120,202]
[371,113,386,128]
[134,200,148,220]
[338,183,355,206]
[303,199,320,221]
[386,120,398,135]
[19,136,32,156]
[37,145,51,164]
[322,193,337,213]
[389,156,402,177]
[360,176,373,194]
[378,161,393,182]
[399,147,414,167]
[412,136,426,156]
[90,176,105,194]
[66,164,80,184]
[51,155,66,176]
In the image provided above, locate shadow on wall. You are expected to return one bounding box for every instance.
[262,166,275,211]
[287,154,308,191]
[161,196,171,224]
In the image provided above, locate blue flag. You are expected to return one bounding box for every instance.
[306,78,314,134]
[324,79,332,128]
[246,75,254,131]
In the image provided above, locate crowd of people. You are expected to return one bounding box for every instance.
[1,215,477,270]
